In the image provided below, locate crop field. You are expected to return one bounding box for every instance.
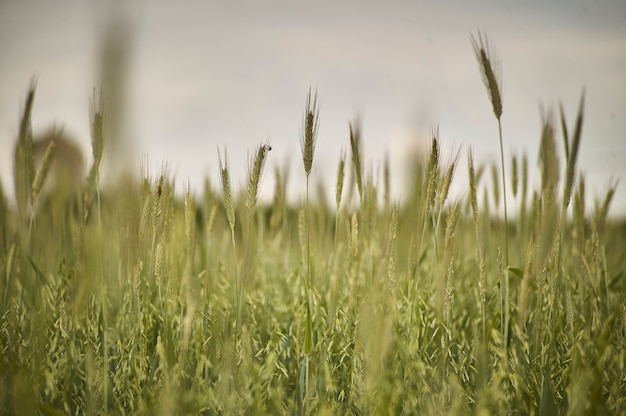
[1,34,625,415]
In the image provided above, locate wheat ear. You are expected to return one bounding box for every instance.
[246,143,271,219]
[471,31,503,121]
[14,81,37,219]
[349,122,363,201]
[301,88,319,178]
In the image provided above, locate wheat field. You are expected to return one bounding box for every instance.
[1,34,625,415]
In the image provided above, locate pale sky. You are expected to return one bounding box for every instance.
[1,0,625,216]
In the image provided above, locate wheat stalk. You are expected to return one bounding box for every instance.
[334,151,346,242]
[84,88,105,225]
[539,113,559,201]
[217,148,242,328]
[444,257,456,333]
[152,175,164,241]
[562,91,585,210]
[184,181,194,249]
[90,88,105,172]
[433,147,459,269]
[468,149,487,339]
[336,151,346,212]
[517,238,536,324]
[472,30,511,349]
[556,92,585,282]
[384,153,391,210]
[444,202,460,253]
[299,89,319,412]
[270,166,287,232]
[593,181,617,237]
[438,154,458,214]
[139,190,150,240]
[246,143,271,219]
[349,122,363,202]
[425,129,440,213]
[218,147,236,234]
[386,203,399,286]
[468,149,479,225]
[521,153,529,231]
[31,141,56,203]
[573,175,586,250]
[511,154,519,199]
[491,163,500,210]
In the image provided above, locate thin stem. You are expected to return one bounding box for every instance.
[232,228,241,332]
[334,205,340,244]
[433,204,441,264]
[306,178,311,289]
[28,209,35,239]
[303,175,313,414]
[498,118,510,349]
[498,119,509,265]
[96,172,102,226]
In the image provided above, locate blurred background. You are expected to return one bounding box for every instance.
[1,0,625,215]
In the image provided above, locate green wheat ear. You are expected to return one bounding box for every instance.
[539,111,559,200]
[89,88,105,172]
[350,122,363,201]
[471,31,503,121]
[31,140,56,202]
[84,88,105,224]
[425,127,440,213]
[14,80,37,218]
[335,150,346,212]
[218,147,236,234]
[246,143,271,218]
[468,149,479,224]
[301,88,319,178]
[471,30,512,352]
[333,150,346,243]
[562,90,585,209]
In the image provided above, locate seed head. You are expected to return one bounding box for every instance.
[471,31,503,121]
[301,88,319,177]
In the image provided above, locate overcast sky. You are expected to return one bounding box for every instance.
[1,0,625,216]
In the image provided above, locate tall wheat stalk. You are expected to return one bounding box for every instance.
[240,143,270,331]
[301,89,319,287]
[468,149,487,340]
[419,130,440,271]
[218,147,239,329]
[555,90,585,305]
[434,148,459,263]
[471,31,510,346]
[299,88,319,412]
[88,88,105,226]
